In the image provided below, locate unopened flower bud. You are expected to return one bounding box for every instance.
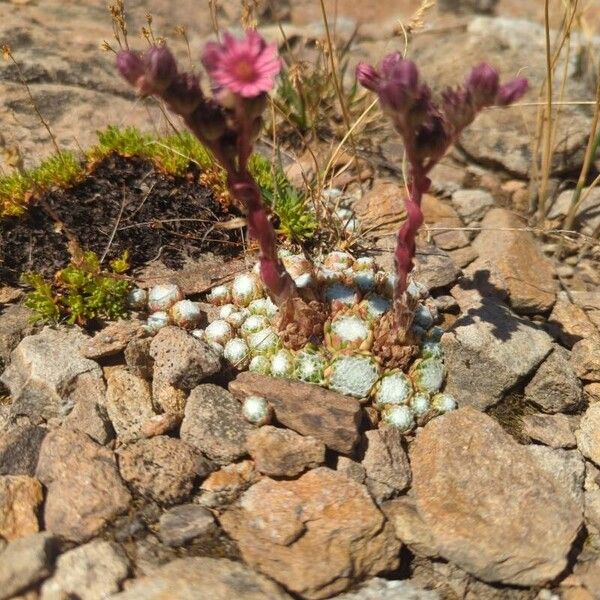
[140,45,177,94]
[356,63,380,92]
[165,72,203,116]
[467,63,499,108]
[116,51,144,86]
[496,77,528,105]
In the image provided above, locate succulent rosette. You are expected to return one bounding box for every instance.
[325,353,380,399]
[373,370,414,410]
[324,309,373,353]
[295,349,327,384]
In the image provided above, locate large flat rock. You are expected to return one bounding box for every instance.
[411,407,583,586]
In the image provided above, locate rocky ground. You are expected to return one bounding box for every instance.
[1,0,600,599]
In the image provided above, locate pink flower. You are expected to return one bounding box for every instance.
[201,30,281,98]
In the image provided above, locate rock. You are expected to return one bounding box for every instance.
[585,383,600,403]
[527,446,585,508]
[118,436,212,505]
[40,540,129,600]
[198,459,258,509]
[141,412,182,438]
[0,423,46,475]
[1,327,106,423]
[220,467,401,599]
[583,462,600,532]
[36,428,131,542]
[576,403,600,466]
[0,475,43,541]
[247,426,325,477]
[0,532,57,600]
[448,246,478,268]
[471,208,556,314]
[382,496,439,558]
[548,187,600,235]
[411,407,583,585]
[336,456,366,484]
[442,299,553,410]
[421,194,469,251]
[124,336,154,379]
[451,189,495,222]
[149,327,220,391]
[361,428,411,503]
[353,180,406,237]
[158,504,215,546]
[546,294,598,348]
[105,367,156,442]
[62,396,113,445]
[522,413,577,448]
[0,304,34,368]
[332,577,441,599]
[180,384,252,464]
[413,245,461,291]
[81,319,145,359]
[438,0,498,14]
[571,336,600,382]
[525,345,583,413]
[109,556,292,599]
[151,375,188,414]
[229,372,362,454]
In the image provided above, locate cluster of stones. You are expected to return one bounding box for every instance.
[132,250,457,434]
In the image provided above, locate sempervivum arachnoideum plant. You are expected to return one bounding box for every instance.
[117,30,326,349]
[356,55,528,343]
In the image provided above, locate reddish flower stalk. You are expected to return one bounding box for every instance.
[116,32,297,308]
[357,57,528,333]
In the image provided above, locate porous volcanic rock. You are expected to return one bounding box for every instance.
[411,407,583,585]
[220,467,401,599]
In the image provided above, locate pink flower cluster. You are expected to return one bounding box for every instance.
[116,31,297,308]
[357,55,528,329]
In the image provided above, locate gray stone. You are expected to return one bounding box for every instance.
[411,408,583,586]
[1,327,105,423]
[81,319,145,359]
[361,428,411,503]
[442,299,553,410]
[333,577,441,600]
[576,403,600,466]
[36,428,131,542]
[118,436,212,505]
[109,557,292,599]
[451,189,495,221]
[584,462,600,532]
[62,396,113,445]
[247,426,325,477]
[150,327,220,391]
[158,504,215,546]
[382,496,439,558]
[40,539,129,600]
[548,187,600,235]
[220,468,400,599]
[0,304,34,369]
[180,384,252,464]
[0,423,46,475]
[124,336,154,379]
[105,367,156,442]
[0,532,57,600]
[413,245,461,291]
[525,345,583,413]
[522,413,577,448]
[571,336,600,382]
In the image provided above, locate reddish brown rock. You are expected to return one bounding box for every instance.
[0,475,43,541]
[247,426,325,477]
[547,294,598,348]
[353,180,406,238]
[220,467,400,599]
[571,336,600,382]
[35,428,131,542]
[80,320,145,359]
[411,407,582,586]
[229,372,362,454]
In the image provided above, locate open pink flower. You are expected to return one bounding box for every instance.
[202,30,281,98]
